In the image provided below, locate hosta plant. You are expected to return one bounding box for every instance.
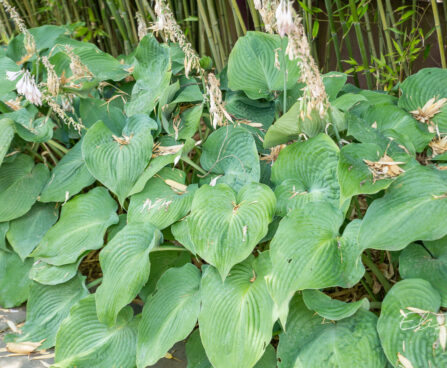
[2,17,447,368]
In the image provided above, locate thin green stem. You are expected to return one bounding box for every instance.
[362,254,391,293]
[181,155,207,175]
[377,0,398,74]
[87,277,103,288]
[281,36,287,113]
[151,246,190,252]
[47,139,69,154]
[360,279,378,302]
[431,0,446,68]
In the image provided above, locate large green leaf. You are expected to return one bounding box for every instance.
[139,248,191,301]
[377,279,447,367]
[0,56,21,95]
[0,118,15,166]
[267,202,365,325]
[359,165,447,251]
[125,34,171,116]
[0,154,49,222]
[9,275,88,349]
[399,68,447,131]
[278,295,386,368]
[171,217,197,254]
[338,143,407,202]
[14,115,54,143]
[96,222,162,325]
[186,329,277,368]
[79,98,126,134]
[6,202,58,260]
[227,32,300,100]
[399,238,447,307]
[0,222,8,252]
[31,187,118,265]
[39,140,95,203]
[0,249,32,307]
[53,295,138,368]
[302,289,369,321]
[82,116,155,204]
[200,125,260,192]
[188,183,275,279]
[271,134,341,216]
[128,168,197,229]
[29,259,82,285]
[198,253,275,368]
[137,264,201,367]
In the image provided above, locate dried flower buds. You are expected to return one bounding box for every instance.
[410,97,447,133]
[363,154,405,182]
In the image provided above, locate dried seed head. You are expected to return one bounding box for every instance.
[410,97,447,127]
[136,12,148,41]
[44,96,84,133]
[64,45,93,80]
[41,56,60,96]
[275,0,294,38]
[152,143,184,157]
[261,144,286,165]
[206,73,233,129]
[0,0,35,55]
[151,0,201,78]
[363,154,405,182]
[112,134,133,145]
[429,136,447,157]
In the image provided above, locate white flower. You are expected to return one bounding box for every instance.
[276,0,294,37]
[15,70,42,106]
[6,70,23,81]
[254,0,262,10]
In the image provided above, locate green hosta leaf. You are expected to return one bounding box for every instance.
[79,98,126,134]
[137,264,201,367]
[0,249,32,307]
[10,275,88,349]
[188,183,275,279]
[338,143,407,202]
[278,295,386,368]
[39,140,95,203]
[199,253,275,368]
[0,154,49,222]
[96,222,162,325]
[82,116,155,204]
[29,259,81,286]
[227,31,300,100]
[271,134,341,216]
[125,34,171,116]
[263,102,326,148]
[0,118,15,166]
[53,295,138,368]
[267,202,364,325]
[169,104,203,141]
[0,222,8,252]
[15,116,54,143]
[201,125,260,191]
[139,248,191,300]
[323,72,347,101]
[400,238,447,307]
[377,279,447,367]
[128,168,197,229]
[31,187,118,265]
[399,68,447,132]
[359,165,447,251]
[0,56,21,95]
[171,217,196,254]
[186,329,277,368]
[6,203,58,260]
[362,104,433,152]
[302,289,369,321]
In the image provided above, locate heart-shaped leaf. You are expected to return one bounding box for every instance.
[302,289,370,321]
[96,222,162,325]
[0,118,15,166]
[267,202,365,325]
[377,279,447,367]
[359,165,447,251]
[31,187,118,265]
[39,140,95,203]
[278,295,387,368]
[7,202,58,260]
[188,182,275,279]
[400,237,447,307]
[82,116,156,204]
[9,275,88,349]
[125,34,171,116]
[128,168,197,229]
[0,154,49,222]
[271,134,341,216]
[227,32,300,100]
[137,264,201,367]
[200,125,261,192]
[0,249,32,307]
[198,253,275,368]
[53,295,138,368]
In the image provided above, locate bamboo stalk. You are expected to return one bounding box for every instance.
[106,0,131,54]
[247,0,261,31]
[348,0,373,89]
[324,0,342,72]
[431,0,446,68]
[197,0,222,70]
[206,0,226,65]
[377,0,398,74]
[229,0,247,34]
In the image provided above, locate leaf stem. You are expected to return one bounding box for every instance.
[181,155,207,175]
[87,277,103,289]
[47,139,69,154]
[150,246,190,252]
[362,254,391,293]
